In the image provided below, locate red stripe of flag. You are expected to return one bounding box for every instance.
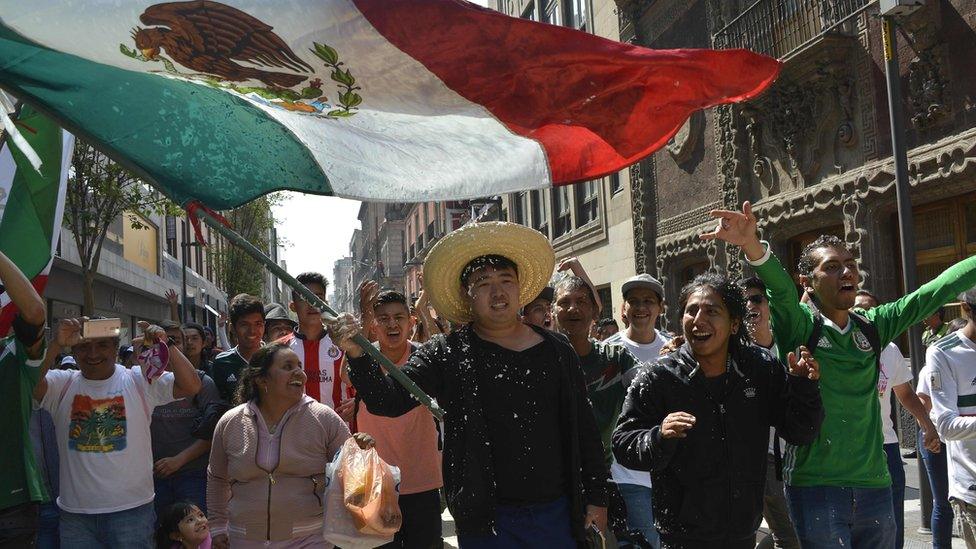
[352,0,781,184]
[0,275,48,337]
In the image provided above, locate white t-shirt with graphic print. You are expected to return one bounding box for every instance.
[39,365,176,513]
[878,343,913,445]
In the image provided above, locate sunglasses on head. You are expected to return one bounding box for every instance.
[747,294,766,305]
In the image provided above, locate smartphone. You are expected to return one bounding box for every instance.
[83,318,122,339]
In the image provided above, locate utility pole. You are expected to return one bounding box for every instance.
[880,0,928,530]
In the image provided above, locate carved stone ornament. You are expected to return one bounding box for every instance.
[908,53,949,130]
[667,111,703,165]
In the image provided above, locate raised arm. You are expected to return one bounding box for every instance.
[868,255,976,345]
[701,202,812,354]
[33,318,83,402]
[333,313,444,417]
[557,257,602,313]
[0,250,45,358]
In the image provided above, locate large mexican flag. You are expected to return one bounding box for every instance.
[0,0,779,209]
[0,104,73,335]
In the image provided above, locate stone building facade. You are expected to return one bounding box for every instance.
[613,0,976,331]
[494,0,638,324]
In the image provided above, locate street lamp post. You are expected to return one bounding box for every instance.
[879,0,930,529]
[181,240,201,322]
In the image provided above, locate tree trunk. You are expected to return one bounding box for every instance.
[82,269,96,316]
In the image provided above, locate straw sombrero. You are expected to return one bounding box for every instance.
[422,222,555,324]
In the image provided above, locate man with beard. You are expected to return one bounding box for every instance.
[552,275,658,547]
[335,222,608,548]
[706,201,976,548]
[355,284,443,548]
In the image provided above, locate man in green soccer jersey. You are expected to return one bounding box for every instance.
[703,201,976,548]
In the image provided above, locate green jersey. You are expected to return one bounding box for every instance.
[578,340,641,466]
[0,334,47,510]
[211,347,249,402]
[754,250,976,487]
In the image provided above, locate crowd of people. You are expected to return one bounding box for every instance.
[2,200,976,548]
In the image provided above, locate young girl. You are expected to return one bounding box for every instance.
[155,502,212,549]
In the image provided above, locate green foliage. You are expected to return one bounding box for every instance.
[211,194,284,300]
[65,140,182,313]
[311,42,362,116]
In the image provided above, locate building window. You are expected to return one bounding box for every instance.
[531,190,550,237]
[553,186,571,237]
[542,0,560,24]
[895,194,976,286]
[409,243,415,260]
[610,171,622,194]
[566,0,587,31]
[165,216,178,256]
[520,0,535,20]
[596,285,612,319]
[512,192,529,225]
[575,181,599,228]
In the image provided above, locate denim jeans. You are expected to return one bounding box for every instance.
[883,443,905,549]
[785,485,896,548]
[919,429,953,548]
[617,483,660,548]
[762,454,799,549]
[0,502,37,548]
[153,467,208,519]
[59,501,154,549]
[458,497,575,548]
[35,503,59,549]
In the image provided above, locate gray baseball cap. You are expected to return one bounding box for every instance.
[621,274,665,300]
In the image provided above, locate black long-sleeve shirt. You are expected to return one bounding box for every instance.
[348,324,608,543]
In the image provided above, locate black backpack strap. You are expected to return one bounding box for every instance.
[806,314,824,355]
[849,311,883,371]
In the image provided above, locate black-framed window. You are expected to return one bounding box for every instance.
[553,186,571,237]
[531,190,550,237]
[542,0,560,24]
[520,0,535,20]
[610,170,622,194]
[596,285,612,319]
[566,0,587,31]
[512,191,529,225]
[575,180,599,227]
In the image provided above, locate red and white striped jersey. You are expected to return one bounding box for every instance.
[279,330,354,409]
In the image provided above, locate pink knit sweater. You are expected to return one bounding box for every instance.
[207,396,350,542]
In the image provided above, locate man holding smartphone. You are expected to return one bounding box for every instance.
[0,250,47,548]
[33,317,201,548]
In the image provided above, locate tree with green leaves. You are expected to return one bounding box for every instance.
[212,195,282,300]
[65,140,180,314]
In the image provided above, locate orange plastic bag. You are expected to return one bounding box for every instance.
[323,438,402,549]
[340,437,402,535]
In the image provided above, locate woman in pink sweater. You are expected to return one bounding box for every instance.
[207,342,372,548]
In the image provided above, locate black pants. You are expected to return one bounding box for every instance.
[0,503,38,549]
[381,489,442,549]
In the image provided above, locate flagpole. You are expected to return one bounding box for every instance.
[189,205,444,421]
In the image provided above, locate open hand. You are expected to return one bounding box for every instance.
[923,428,942,453]
[335,398,356,423]
[331,313,364,358]
[56,318,84,349]
[661,411,696,439]
[787,346,820,380]
[164,288,178,304]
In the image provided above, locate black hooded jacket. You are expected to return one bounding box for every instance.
[348,324,609,545]
[612,343,823,545]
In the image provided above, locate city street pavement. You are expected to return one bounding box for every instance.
[440,449,967,548]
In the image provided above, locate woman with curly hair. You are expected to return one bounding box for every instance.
[207,342,373,549]
[612,273,824,548]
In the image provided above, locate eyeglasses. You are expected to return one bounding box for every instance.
[747,294,766,305]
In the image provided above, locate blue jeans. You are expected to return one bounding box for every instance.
[618,483,660,548]
[36,502,60,549]
[458,497,575,548]
[59,501,154,549]
[785,485,895,548]
[884,443,905,549]
[153,467,208,519]
[919,429,953,548]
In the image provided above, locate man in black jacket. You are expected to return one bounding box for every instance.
[613,273,823,548]
[334,222,609,548]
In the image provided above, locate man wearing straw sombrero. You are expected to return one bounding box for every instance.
[333,221,609,548]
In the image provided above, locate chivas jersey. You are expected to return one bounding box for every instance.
[280,331,354,409]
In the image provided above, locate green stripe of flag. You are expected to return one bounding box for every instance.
[0,105,63,280]
[0,25,329,209]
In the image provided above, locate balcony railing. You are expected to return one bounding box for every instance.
[713,0,872,59]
